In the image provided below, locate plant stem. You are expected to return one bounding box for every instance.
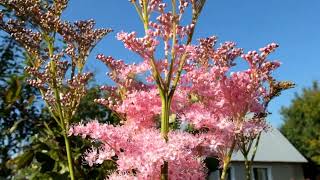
[250,133,261,162]
[241,133,262,180]
[161,95,170,141]
[244,158,251,180]
[161,161,169,180]
[64,133,75,180]
[133,1,205,179]
[220,160,229,180]
[160,95,170,180]
[242,149,251,180]
[142,0,149,32]
[220,140,236,180]
[46,34,75,180]
[138,1,170,178]
[165,0,177,86]
[53,81,75,180]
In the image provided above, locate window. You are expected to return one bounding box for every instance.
[252,167,272,180]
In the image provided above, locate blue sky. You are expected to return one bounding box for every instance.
[63,0,320,127]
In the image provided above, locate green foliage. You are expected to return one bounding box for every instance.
[0,35,42,178]
[6,87,118,179]
[0,38,23,80]
[281,81,320,165]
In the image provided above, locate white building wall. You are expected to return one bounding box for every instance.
[208,162,305,180]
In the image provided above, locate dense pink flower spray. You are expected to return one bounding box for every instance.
[69,1,292,179]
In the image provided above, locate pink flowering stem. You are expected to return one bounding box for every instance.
[133,1,206,180]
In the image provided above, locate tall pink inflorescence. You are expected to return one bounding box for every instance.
[69,1,289,179]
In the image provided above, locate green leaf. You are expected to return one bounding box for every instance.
[6,150,34,170]
[4,76,22,107]
[9,119,24,133]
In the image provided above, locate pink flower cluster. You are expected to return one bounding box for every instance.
[69,1,283,179]
[70,121,207,179]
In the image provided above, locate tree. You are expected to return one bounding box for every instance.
[0,31,43,178]
[281,82,320,165]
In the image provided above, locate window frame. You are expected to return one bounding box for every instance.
[251,165,273,180]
